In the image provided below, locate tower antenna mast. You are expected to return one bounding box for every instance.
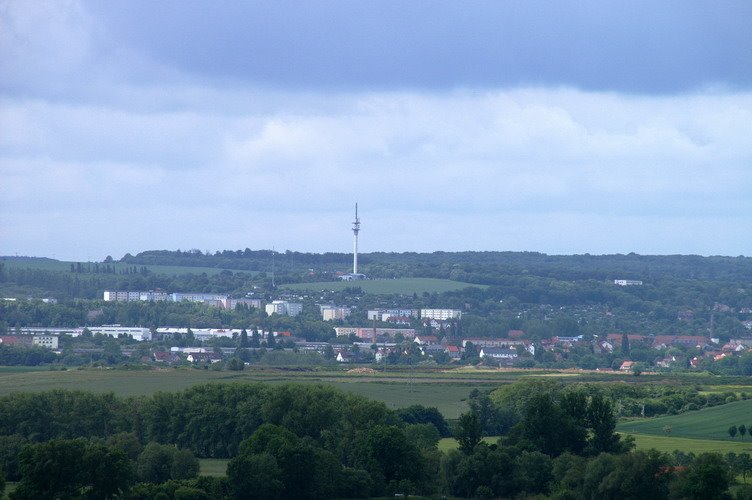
[352,203,360,275]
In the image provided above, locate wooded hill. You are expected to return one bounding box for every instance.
[2,250,751,342]
[119,249,752,282]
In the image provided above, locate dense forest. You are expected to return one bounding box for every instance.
[0,381,747,499]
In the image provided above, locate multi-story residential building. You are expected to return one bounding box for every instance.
[420,308,462,320]
[614,279,643,286]
[265,301,286,315]
[104,290,261,310]
[226,298,262,310]
[265,300,303,317]
[321,306,351,321]
[286,302,303,316]
[367,309,420,321]
[32,335,59,349]
[0,334,59,349]
[334,327,416,340]
[104,291,169,302]
[172,292,228,303]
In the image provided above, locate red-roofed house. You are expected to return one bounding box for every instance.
[594,340,614,354]
[619,361,635,372]
[153,351,181,363]
[652,335,710,349]
[722,342,746,353]
[606,334,645,347]
[445,345,461,359]
[414,335,439,346]
[187,352,223,363]
[0,335,33,346]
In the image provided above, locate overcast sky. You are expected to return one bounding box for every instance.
[1,0,750,261]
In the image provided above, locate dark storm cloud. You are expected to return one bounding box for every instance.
[88,0,752,93]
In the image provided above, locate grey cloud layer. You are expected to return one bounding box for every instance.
[86,0,752,93]
[1,1,750,259]
[2,88,750,258]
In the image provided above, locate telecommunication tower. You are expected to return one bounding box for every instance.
[352,203,360,274]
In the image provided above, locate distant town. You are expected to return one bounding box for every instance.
[3,283,750,373]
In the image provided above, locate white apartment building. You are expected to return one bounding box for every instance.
[104,290,261,310]
[265,300,303,317]
[367,309,419,321]
[420,308,462,320]
[321,306,351,321]
[104,290,169,302]
[614,280,643,286]
[32,335,59,349]
[172,292,228,303]
[334,327,417,340]
[286,302,303,316]
[226,298,262,310]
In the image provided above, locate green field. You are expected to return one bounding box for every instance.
[283,278,487,294]
[0,367,505,419]
[438,433,752,455]
[0,256,253,277]
[2,483,17,500]
[438,436,499,452]
[3,366,732,420]
[616,399,752,441]
[624,433,752,454]
[199,459,229,477]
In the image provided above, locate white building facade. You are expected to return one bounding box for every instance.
[321,306,351,321]
[265,301,303,317]
[420,308,462,320]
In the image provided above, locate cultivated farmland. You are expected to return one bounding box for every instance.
[616,399,752,441]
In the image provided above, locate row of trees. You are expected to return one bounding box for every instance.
[118,250,752,282]
[2,380,747,498]
[729,424,752,439]
[443,445,739,499]
[9,437,199,499]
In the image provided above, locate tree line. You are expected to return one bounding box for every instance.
[1,381,747,498]
[119,249,752,282]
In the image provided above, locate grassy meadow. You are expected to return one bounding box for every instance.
[625,433,752,454]
[616,399,752,441]
[283,277,487,294]
[0,366,509,418]
[438,436,500,452]
[199,459,229,477]
[5,363,752,439]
